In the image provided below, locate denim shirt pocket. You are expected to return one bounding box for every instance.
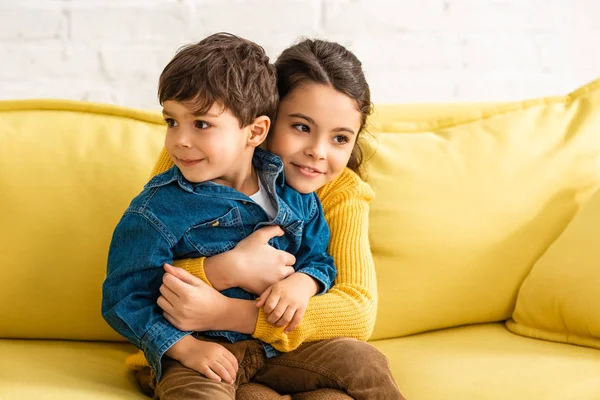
[184,207,245,257]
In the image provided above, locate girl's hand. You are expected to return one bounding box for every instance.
[256,272,319,333]
[206,225,296,295]
[158,264,229,332]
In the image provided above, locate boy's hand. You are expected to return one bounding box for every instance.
[166,335,238,384]
[256,272,319,333]
[229,225,296,295]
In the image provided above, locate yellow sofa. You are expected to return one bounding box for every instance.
[3,79,600,399]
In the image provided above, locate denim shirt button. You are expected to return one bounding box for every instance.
[242,200,248,205]
[211,220,220,227]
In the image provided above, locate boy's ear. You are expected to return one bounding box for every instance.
[247,116,270,148]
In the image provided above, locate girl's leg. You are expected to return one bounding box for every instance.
[252,338,405,400]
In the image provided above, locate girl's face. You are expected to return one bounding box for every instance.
[267,83,362,194]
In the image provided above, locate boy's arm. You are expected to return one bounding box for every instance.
[101,211,190,381]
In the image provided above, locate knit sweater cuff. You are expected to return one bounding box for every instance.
[253,308,287,350]
[176,258,212,288]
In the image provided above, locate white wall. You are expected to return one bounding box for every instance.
[0,0,598,109]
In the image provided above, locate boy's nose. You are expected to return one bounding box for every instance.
[175,130,193,148]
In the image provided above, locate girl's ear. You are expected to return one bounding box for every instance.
[247,116,270,148]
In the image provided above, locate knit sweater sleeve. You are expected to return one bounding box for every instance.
[150,147,210,286]
[253,168,377,352]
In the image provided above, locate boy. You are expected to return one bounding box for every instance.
[101,33,336,397]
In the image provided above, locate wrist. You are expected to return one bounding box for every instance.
[165,334,194,362]
[221,298,258,334]
[204,252,237,290]
[295,272,319,297]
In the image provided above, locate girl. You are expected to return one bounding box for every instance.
[135,38,404,400]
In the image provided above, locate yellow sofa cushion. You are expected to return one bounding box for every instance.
[506,188,600,348]
[0,339,145,399]
[372,323,600,400]
[0,100,165,341]
[368,79,600,340]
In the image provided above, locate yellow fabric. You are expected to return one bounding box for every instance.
[368,78,600,340]
[127,148,377,369]
[5,325,600,399]
[0,339,146,399]
[0,99,165,341]
[371,323,600,400]
[506,188,600,348]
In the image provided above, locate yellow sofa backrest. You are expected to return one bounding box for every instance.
[1,81,600,341]
[1,100,165,341]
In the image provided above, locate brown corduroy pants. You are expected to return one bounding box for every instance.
[137,337,405,400]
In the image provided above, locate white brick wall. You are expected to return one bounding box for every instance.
[0,0,597,108]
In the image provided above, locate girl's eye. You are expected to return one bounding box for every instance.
[333,135,350,144]
[164,118,178,128]
[292,123,310,133]
[195,120,210,129]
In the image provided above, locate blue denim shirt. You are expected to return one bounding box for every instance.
[101,149,336,380]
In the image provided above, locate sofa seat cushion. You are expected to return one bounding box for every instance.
[371,323,600,400]
[0,339,144,399]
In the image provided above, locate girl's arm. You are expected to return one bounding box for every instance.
[253,169,377,351]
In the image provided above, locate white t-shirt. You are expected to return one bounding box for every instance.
[249,177,277,220]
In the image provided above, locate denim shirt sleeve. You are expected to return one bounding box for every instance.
[294,194,337,294]
[101,210,191,381]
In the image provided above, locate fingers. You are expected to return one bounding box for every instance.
[285,308,305,333]
[157,296,173,314]
[209,359,235,384]
[252,225,285,243]
[267,303,288,325]
[274,306,296,328]
[159,283,179,304]
[163,263,201,286]
[219,351,238,383]
[279,251,296,267]
[263,291,281,315]
[201,365,223,382]
[223,349,239,373]
[162,272,195,298]
[256,286,272,308]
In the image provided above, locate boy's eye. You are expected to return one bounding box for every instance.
[292,123,310,133]
[333,135,349,144]
[195,120,210,129]
[164,118,178,128]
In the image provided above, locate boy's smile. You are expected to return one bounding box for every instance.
[163,100,256,192]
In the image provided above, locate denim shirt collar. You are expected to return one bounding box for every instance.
[145,148,286,194]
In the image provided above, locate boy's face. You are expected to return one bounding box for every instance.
[163,100,250,185]
[267,83,361,194]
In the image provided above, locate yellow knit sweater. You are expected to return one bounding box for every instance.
[126,148,377,370]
